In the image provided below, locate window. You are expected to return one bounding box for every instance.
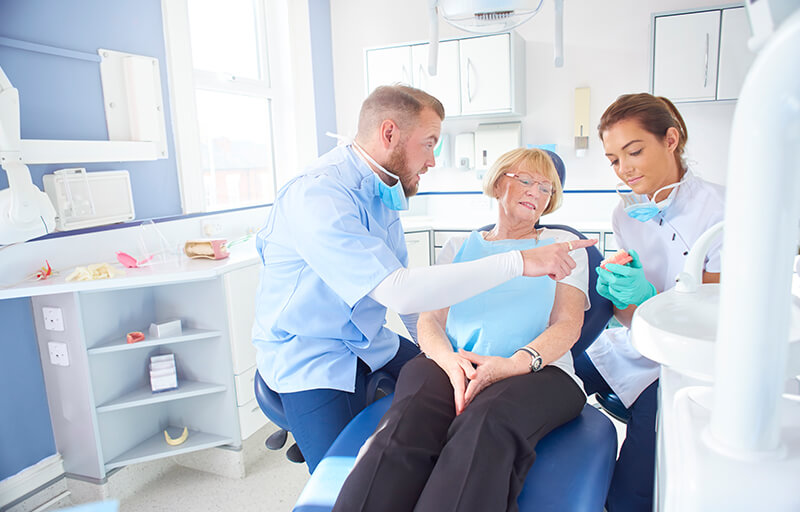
[163,0,279,213]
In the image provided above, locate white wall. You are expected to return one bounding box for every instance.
[328,0,741,224]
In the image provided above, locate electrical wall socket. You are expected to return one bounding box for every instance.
[202,221,222,237]
[48,342,70,366]
[42,306,65,332]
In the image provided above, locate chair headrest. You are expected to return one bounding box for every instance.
[543,149,566,189]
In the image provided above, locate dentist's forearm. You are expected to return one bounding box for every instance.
[368,252,521,314]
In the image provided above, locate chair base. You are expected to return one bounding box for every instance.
[265,428,288,450]
[286,443,305,464]
[595,392,632,424]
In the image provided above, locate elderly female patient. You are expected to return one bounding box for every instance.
[332,148,590,512]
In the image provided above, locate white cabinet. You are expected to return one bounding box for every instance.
[222,264,267,440]
[652,6,754,102]
[365,45,413,94]
[32,279,240,480]
[718,7,755,101]
[404,229,433,268]
[653,10,720,102]
[411,41,461,118]
[384,230,432,339]
[460,34,515,115]
[365,33,524,117]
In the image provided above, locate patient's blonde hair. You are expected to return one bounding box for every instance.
[482,148,563,216]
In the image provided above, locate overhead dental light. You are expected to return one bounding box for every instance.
[427,0,563,74]
[438,0,544,33]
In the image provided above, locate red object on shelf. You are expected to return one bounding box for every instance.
[126,331,145,344]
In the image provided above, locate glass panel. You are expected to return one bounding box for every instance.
[195,90,275,210]
[188,0,262,80]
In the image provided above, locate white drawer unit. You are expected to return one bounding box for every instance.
[234,365,258,407]
[434,229,471,248]
[603,232,619,257]
[238,397,268,441]
[404,230,432,268]
[223,264,260,375]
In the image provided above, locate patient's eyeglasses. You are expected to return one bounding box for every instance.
[504,173,553,196]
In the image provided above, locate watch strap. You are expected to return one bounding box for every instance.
[515,346,543,372]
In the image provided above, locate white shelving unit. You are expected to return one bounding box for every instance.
[31,278,241,481]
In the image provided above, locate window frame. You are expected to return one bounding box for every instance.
[161,0,282,213]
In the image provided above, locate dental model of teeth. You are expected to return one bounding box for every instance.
[600,250,633,270]
[164,427,188,446]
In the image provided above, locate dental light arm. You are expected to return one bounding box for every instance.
[0,65,56,245]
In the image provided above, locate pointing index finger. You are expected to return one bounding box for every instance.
[567,238,597,251]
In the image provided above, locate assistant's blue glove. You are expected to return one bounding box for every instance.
[596,250,657,308]
[595,269,628,309]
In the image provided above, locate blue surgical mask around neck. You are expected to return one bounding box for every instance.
[352,142,409,211]
[617,180,682,222]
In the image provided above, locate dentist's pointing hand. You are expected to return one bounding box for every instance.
[520,238,597,281]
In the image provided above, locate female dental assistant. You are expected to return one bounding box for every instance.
[573,93,725,511]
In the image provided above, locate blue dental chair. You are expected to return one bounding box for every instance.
[291,152,620,512]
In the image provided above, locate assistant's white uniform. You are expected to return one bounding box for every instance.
[586,171,725,406]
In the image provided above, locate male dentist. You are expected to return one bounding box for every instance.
[252,84,595,472]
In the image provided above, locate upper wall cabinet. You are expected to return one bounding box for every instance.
[365,33,525,117]
[651,6,754,102]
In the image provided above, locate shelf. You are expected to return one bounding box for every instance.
[96,380,227,413]
[104,428,233,471]
[88,328,221,355]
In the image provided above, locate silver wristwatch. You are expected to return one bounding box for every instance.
[515,346,543,373]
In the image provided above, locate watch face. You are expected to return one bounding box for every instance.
[532,357,543,372]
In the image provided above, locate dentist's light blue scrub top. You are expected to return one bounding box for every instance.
[252,144,408,394]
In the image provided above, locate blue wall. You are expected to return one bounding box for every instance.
[0,0,337,484]
[0,0,182,219]
[0,0,180,482]
[0,298,55,481]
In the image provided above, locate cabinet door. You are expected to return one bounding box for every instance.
[717,7,754,101]
[224,264,260,375]
[411,41,461,117]
[653,11,720,102]
[404,230,432,268]
[459,34,512,114]
[366,46,413,94]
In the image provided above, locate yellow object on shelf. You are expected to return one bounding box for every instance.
[66,263,124,282]
[164,426,188,446]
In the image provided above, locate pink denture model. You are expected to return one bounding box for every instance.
[184,239,229,260]
[600,250,633,270]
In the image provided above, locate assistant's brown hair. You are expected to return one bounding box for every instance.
[598,93,688,171]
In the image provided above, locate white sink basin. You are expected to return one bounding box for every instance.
[631,283,800,381]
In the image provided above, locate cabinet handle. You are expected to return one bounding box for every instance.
[703,32,709,88]
[466,58,475,103]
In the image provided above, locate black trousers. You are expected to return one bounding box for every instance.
[333,354,586,512]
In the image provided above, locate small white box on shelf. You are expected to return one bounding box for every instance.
[149,319,182,338]
[149,353,178,392]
